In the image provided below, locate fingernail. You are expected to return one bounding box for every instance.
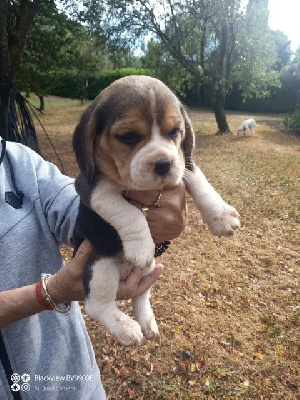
[155,264,164,274]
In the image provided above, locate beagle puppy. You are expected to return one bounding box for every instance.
[73,75,240,346]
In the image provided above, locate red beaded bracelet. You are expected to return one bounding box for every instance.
[35,280,53,310]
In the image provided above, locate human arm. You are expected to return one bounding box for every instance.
[0,241,164,328]
[0,240,92,328]
[0,283,44,329]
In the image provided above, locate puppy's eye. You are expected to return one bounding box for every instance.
[169,129,180,140]
[116,133,141,147]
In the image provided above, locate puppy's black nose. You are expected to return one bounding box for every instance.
[154,159,171,176]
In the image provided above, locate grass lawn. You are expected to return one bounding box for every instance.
[34,95,299,399]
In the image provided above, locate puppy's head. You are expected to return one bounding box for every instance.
[73,75,195,189]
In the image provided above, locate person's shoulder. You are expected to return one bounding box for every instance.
[6,140,40,161]
[5,141,56,182]
[5,140,73,184]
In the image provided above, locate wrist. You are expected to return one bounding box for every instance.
[35,280,52,310]
[46,274,65,304]
[36,274,71,313]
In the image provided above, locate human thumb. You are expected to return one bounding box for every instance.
[73,240,93,271]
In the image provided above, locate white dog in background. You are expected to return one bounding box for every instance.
[236,119,258,135]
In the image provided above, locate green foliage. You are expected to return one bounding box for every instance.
[102,0,281,131]
[17,68,153,100]
[106,0,281,99]
[283,110,300,135]
[15,0,144,100]
[226,68,300,113]
[18,1,111,98]
[271,30,292,70]
[141,40,195,100]
[232,0,281,100]
[7,0,298,116]
[289,47,300,80]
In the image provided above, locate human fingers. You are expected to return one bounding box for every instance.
[116,264,164,300]
[69,240,93,278]
[125,182,188,243]
[47,240,92,303]
[134,264,164,296]
[147,183,188,242]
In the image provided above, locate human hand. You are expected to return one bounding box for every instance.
[125,181,187,243]
[46,240,92,303]
[116,264,164,300]
[46,241,163,304]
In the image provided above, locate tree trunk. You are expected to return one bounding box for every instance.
[0,0,42,152]
[0,1,11,83]
[9,0,42,81]
[0,1,13,139]
[38,95,45,112]
[213,88,230,135]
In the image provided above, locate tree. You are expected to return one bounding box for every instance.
[271,30,292,70]
[0,0,109,147]
[0,0,43,148]
[283,46,300,111]
[19,2,109,109]
[102,0,280,134]
[289,47,300,81]
[0,0,44,83]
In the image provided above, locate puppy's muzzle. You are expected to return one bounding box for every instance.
[154,159,172,176]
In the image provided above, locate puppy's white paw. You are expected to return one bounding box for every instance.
[113,317,144,346]
[132,292,159,340]
[140,315,160,340]
[86,300,144,346]
[123,236,155,269]
[88,309,143,346]
[206,204,240,236]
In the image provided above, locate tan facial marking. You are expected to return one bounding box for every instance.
[111,108,150,138]
[163,114,184,136]
[94,108,154,187]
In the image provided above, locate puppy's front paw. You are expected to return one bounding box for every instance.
[123,236,155,269]
[206,204,240,236]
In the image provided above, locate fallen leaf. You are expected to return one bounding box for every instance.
[255,352,264,360]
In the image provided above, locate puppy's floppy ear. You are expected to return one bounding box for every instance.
[73,101,99,185]
[74,174,92,206]
[180,105,195,171]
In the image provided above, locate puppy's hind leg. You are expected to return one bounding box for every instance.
[86,257,144,346]
[132,259,159,340]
